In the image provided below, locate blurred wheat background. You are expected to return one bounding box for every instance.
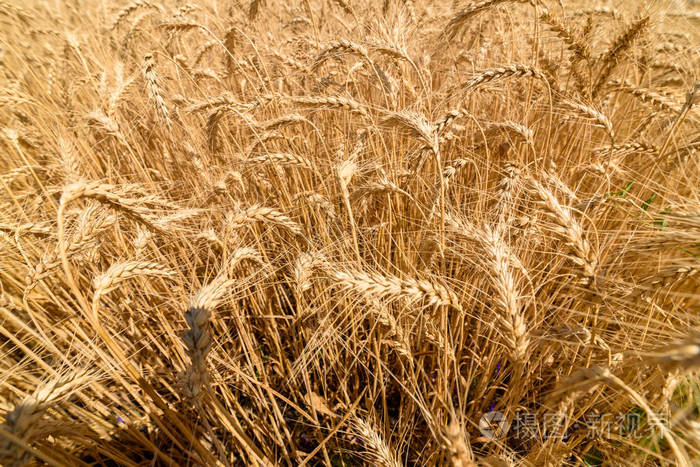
[1,0,699,465]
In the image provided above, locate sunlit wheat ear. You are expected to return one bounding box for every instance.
[330,0,355,17]
[245,130,284,154]
[548,323,609,350]
[186,93,239,113]
[0,369,95,466]
[369,41,422,74]
[57,182,173,234]
[120,10,155,55]
[246,152,313,170]
[475,120,534,146]
[57,136,81,182]
[84,110,129,147]
[310,40,393,97]
[592,16,650,97]
[592,141,659,157]
[0,165,41,186]
[433,108,478,135]
[539,7,591,62]
[381,110,437,152]
[350,416,402,467]
[495,163,522,208]
[460,64,549,93]
[255,113,314,132]
[293,191,338,222]
[291,251,322,293]
[190,247,264,313]
[194,38,218,67]
[327,266,462,311]
[181,247,263,400]
[180,305,212,401]
[444,216,529,363]
[527,177,599,286]
[442,158,472,189]
[0,221,52,237]
[26,208,116,294]
[226,205,303,236]
[283,95,371,120]
[270,47,308,73]
[480,223,530,364]
[573,6,621,19]
[443,0,533,38]
[560,100,615,143]
[373,305,413,361]
[142,53,171,131]
[609,79,683,116]
[92,261,174,305]
[351,178,413,202]
[312,39,371,71]
[110,0,157,30]
[158,19,207,35]
[106,62,137,117]
[629,262,700,301]
[335,157,361,258]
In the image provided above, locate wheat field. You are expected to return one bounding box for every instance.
[0,0,699,465]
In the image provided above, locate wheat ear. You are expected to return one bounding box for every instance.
[0,370,94,466]
[592,16,650,97]
[528,178,598,285]
[350,416,402,467]
[328,267,462,311]
[461,64,548,92]
[227,205,303,236]
[444,0,532,38]
[143,53,171,131]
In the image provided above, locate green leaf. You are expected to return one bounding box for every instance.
[641,193,656,211]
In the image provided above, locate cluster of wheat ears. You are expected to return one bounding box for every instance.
[0,0,699,465]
